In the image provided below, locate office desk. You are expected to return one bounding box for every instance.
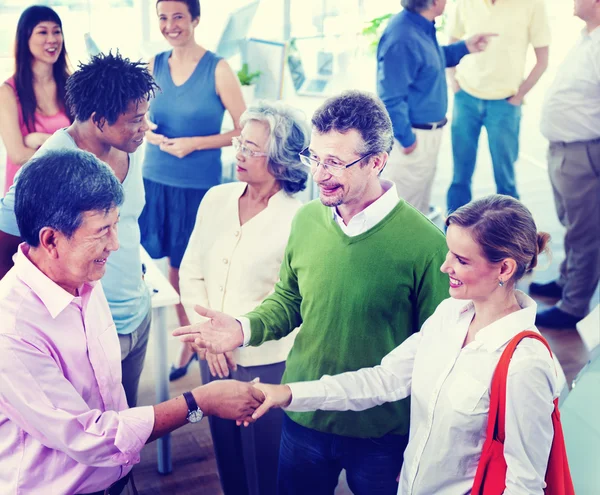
[141,247,179,475]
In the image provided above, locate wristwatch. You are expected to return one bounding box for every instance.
[183,391,204,423]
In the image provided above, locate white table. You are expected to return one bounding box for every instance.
[140,247,180,475]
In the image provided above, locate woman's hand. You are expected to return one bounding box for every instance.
[24,132,51,150]
[159,137,200,158]
[206,351,237,378]
[145,118,167,146]
[237,382,293,426]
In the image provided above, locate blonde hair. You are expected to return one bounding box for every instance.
[446,195,550,282]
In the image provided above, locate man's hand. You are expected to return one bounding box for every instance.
[159,137,199,158]
[206,351,237,378]
[172,305,245,354]
[145,119,166,146]
[402,140,417,155]
[506,94,524,107]
[465,33,498,53]
[193,379,265,421]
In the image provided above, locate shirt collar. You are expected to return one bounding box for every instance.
[332,180,399,226]
[402,9,436,34]
[14,243,95,319]
[457,290,538,352]
[583,25,600,41]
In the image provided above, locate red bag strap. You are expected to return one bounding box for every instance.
[487,331,554,443]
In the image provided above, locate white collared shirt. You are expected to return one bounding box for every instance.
[288,291,559,495]
[332,180,399,236]
[540,27,600,143]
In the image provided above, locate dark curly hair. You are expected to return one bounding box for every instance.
[65,51,158,128]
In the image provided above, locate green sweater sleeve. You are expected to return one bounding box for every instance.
[246,240,303,347]
[415,247,449,330]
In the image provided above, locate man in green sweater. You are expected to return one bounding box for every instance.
[175,91,448,494]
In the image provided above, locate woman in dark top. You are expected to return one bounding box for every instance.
[141,0,246,376]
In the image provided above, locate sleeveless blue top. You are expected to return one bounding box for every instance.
[143,50,225,189]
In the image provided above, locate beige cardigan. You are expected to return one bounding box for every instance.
[180,181,301,367]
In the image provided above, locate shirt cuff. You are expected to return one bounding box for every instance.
[286,381,328,412]
[112,405,154,466]
[237,317,251,347]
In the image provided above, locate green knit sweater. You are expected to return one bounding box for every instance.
[246,199,448,438]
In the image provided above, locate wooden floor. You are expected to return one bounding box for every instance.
[133,132,596,494]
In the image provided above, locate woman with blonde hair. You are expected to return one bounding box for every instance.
[250,195,563,494]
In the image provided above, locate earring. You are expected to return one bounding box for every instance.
[498,279,505,287]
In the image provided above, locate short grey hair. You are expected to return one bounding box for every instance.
[401,0,435,12]
[240,101,309,194]
[311,90,394,156]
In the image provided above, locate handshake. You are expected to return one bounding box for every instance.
[193,378,292,426]
[173,305,293,425]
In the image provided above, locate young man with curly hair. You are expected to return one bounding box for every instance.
[0,52,157,408]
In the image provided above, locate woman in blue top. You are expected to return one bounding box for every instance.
[141,0,246,373]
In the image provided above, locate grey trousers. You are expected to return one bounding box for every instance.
[118,310,152,408]
[201,360,286,495]
[548,138,600,317]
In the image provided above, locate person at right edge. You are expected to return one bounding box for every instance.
[531,0,600,328]
[446,0,551,213]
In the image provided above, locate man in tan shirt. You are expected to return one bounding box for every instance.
[446,0,551,212]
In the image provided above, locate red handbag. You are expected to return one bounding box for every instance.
[471,331,575,495]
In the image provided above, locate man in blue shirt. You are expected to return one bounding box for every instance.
[0,52,158,408]
[377,0,494,214]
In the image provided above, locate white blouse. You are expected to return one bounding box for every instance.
[180,182,302,367]
[288,291,559,495]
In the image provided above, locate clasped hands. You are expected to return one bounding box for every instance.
[145,119,200,158]
[173,305,292,425]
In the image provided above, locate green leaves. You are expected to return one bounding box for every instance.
[237,63,261,86]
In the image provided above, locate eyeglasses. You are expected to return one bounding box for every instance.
[299,148,374,177]
[232,136,268,158]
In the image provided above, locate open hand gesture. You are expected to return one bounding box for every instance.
[172,305,245,354]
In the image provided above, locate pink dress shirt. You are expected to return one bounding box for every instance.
[0,244,154,494]
[3,77,71,194]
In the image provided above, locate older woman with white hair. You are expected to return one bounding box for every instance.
[179,101,309,495]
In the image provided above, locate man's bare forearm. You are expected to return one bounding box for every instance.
[515,46,549,99]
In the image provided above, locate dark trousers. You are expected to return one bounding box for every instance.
[201,360,286,495]
[277,415,408,495]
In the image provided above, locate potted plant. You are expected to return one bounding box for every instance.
[237,63,261,103]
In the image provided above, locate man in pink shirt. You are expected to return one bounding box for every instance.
[0,149,263,495]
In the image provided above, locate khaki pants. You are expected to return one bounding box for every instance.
[548,139,600,317]
[383,128,444,214]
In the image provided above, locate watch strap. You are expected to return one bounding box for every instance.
[183,391,198,413]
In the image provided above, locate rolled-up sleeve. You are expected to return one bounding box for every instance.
[0,334,154,468]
